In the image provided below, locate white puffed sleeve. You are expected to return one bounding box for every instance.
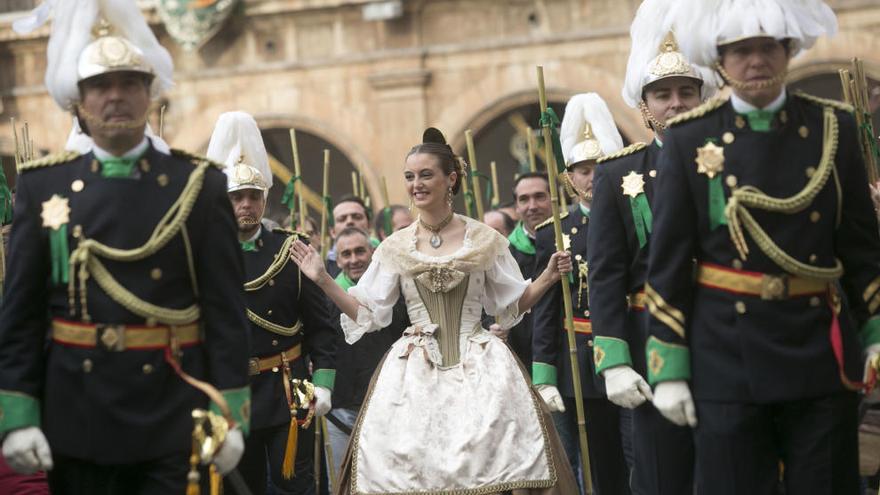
[481,249,530,330]
[341,258,400,344]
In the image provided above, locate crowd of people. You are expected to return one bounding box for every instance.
[0,0,879,494]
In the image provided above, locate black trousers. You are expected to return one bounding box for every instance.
[630,402,694,495]
[48,453,195,495]
[232,422,316,495]
[555,396,630,495]
[694,392,859,495]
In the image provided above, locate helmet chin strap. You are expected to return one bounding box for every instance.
[714,62,788,92]
[638,101,667,131]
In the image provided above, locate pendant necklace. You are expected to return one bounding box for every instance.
[419,211,454,249]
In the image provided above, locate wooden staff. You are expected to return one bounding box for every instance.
[289,129,308,230]
[314,420,322,494]
[358,166,366,200]
[11,118,21,168]
[489,161,500,208]
[159,105,166,139]
[465,130,485,219]
[536,65,593,494]
[460,161,474,218]
[351,171,359,196]
[526,128,538,172]
[321,417,336,492]
[320,150,331,260]
[839,58,879,184]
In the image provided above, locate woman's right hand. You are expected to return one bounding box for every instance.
[289,240,327,282]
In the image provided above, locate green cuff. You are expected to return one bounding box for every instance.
[0,391,40,435]
[593,336,633,375]
[861,316,880,348]
[312,369,336,391]
[211,386,251,436]
[532,362,557,386]
[645,336,691,385]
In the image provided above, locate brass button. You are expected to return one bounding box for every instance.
[735,301,747,314]
[271,367,279,373]
[809,254,818,263]
[142,364,154,374]
[140,160,150,173]
[268,279,275,286]
[810,211,821,223]
[267,309,273,316]
[722,132,735,144]
[809,296,821,307]
[570,227,578,235]
[735,116,746,129]
[649,169,657,178]
[272,340,279,347]
[805,167,816,178]
[725,175,738,188]
[150,268,162,280]
[587,340,594,347]
[732,259,743,270]
[799,126,809,139]
[574,254,583,261]
[157,174,169,187]
[71,179,84,192]
[257,239,264,248]
[82,359,93,373]
[583,310,590,318]
[72,225,83,239]
[779,110,788,124]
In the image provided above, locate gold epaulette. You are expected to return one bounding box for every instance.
[170,148,224,169]
[666,95,729,127]
[273,227,308,239]
[17,151,80,173]
[536,212,568,230]
[597,142,648,165]
[794,91,854,114]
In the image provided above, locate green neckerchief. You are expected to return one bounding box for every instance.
[508,221,536,255]
[98,149,146,178]
[579,203,590,218]
[240,240,257,252]
[335,271,356,291]
[654,137,663,148]
[741,109,776,132]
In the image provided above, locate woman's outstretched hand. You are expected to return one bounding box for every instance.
[289,239,327,282]
[546,251,572,283]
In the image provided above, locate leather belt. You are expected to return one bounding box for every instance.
[51,319,201,351]
[564,318,592,335]
[696,262,828,300]
[249,343,302,376]
[629,291,647,310]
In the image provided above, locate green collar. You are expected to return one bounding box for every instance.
[579,203,590,218]
[335,271,356,291]
[97,149,146,178]
[240,240,257,252]
[654,137,663,148]
[741,109,776,132]
[508,221,536,255]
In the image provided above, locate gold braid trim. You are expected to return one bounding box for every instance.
[17,151,80,172]
[667,95,729,127]
[644,283,686,338]
[68,159,212,324]
[724,107,844,280]
[794,92,854,114]
[246,309,303,336]
[536,212,568,230]
[244,234,297,291]
[864,276,880,305]
[597,142,648,165]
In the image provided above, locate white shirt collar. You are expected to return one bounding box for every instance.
[731,88,787,114]
[92,137,150,162]
[245,226,262,243]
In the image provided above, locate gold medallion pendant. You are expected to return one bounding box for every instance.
[41,194,70,230]
[621,171,646,198]
[695,142,725,179]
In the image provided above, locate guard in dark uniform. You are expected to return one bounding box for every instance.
[587,3,715,491]
[0,4,250,492]
[532,93,630,494]
[206,112,337,495]
[646,1,880,493]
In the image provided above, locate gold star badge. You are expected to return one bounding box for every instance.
[621,171,646,198]
[695,142,725,179]
[41,194,70,231]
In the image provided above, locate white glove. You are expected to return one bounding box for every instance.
[210,427,244,475]
[2,426,53,474]
[653,380,697,427]
[864,343,880,403]
[315,387,332,417]
[535,384,566,413]
[602,365,653,409]
[489,323,509,341]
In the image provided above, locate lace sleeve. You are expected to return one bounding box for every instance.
[340,258,400,344]
[481,249,530,330]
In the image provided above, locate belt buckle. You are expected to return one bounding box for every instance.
[248,358,260,376]
[760,274,788,300]
[97,324,126,351]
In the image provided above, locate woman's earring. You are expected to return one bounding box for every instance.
[446,187,453,206]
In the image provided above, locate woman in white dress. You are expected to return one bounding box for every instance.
[290,128,578,495]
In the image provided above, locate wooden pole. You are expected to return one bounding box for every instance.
[321,416,336,492]
[159,105,166,139]
[351,171,359,196]
[526,128,538,172]
[320,150,331,260]
[289,129,308,230]
[460,164,474,218]
[840,59,879,184]
[489,161,500,208]
[537,65,593,494]
[465,129,485,219]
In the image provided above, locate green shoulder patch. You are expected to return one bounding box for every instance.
[794,91,854,114]
[170,148,224,169]
[597,142,648,165]
[667,95,729,127]
[17,151,80,173]
[536,212,568,230]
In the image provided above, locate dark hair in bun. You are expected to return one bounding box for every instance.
[406,127,466,195]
